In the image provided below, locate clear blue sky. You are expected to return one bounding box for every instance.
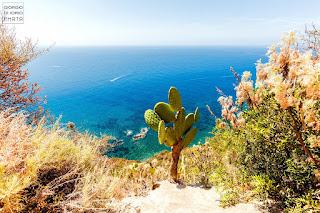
[9,0,320,46]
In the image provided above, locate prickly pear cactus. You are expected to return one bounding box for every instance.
[144,109,161,131]
[182,127,197,148]
[155,102,175,123]
[164,126,176,147]
[194,107,199,123]
[184,113,195,135]
[158,120,166,144]
[168,87,182,111]
[174,108,185,139]
[143,86,200,182]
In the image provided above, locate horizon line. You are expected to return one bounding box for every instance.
[38,44,271,48]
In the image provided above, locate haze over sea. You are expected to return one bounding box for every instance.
[28,46,268,161]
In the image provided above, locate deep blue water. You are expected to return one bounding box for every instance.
[27,46,268,161]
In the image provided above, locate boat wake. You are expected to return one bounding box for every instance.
[109,74,127,82]
[220,75,234,78]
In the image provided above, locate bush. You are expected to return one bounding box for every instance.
[213,28,320,210]
[0,24,50,122]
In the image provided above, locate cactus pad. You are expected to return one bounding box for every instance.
[168,87,182,111]
[158,120,166,144]
[174,107,185,139]
[182,127,197,148]
[194,107,199,123]
[154,102,175,123]
[144,109,161,131]
[184,113,194,135]
[164,127,176,147]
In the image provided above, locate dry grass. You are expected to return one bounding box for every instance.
[0,110,112,212]
[0,109,228,212]
[0,110,137,212]
[0,110,184,212]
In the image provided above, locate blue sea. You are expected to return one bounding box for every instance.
[27,46,268,161]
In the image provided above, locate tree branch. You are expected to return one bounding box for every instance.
[288,107,320,168]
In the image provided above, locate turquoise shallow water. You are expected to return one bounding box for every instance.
[27,46,267,161]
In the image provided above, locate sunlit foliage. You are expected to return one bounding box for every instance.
[215,26,320,210]
[0,25,50,122]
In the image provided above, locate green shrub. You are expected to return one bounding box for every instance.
[211,29,320,210]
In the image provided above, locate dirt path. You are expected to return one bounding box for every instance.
[120,180,262,213]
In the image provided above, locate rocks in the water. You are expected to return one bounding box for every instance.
[107,139,124,152]
[131,127,149,141]
[125,130,133,136]
[140,127,149,134]
[132,133,146,141]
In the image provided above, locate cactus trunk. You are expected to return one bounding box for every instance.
[170,138,183,182]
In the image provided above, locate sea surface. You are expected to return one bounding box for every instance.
[27,46,268,161]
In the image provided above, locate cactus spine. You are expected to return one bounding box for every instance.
[144,87,199,182]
